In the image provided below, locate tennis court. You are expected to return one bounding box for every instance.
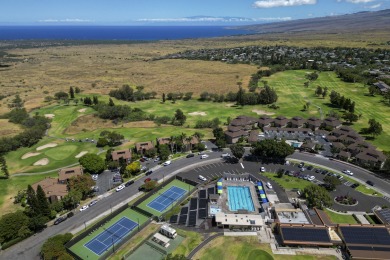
[147,186,186,212]
[84,217,138,256]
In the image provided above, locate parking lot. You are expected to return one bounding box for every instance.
[94,170,122,195]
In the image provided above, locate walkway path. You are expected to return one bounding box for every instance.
[187,233,223,259]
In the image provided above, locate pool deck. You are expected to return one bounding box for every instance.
[217,180,261,214]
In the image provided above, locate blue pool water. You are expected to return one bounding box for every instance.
[227,186,255,212]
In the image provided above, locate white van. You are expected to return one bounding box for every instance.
[163,160,171,166]
[198,175,207,181]
[200,154,209,159]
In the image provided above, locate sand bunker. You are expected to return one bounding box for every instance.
[33,158,49,166]
[36,143,58,151]
[44,114,55,119]
[75,151,88,158]
[252,109,275,116]
[225,103,235,107]
[78,108,87,112]
[188,111,207,116]
[21,152,41,160]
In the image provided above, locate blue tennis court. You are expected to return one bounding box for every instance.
[84,217,138,256]
[147,186,186,212]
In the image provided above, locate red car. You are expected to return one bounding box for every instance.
[144,178,151,183]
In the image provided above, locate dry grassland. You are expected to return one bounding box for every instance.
[0,119,23,137]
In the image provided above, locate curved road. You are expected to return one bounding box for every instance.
[1,151,389,260]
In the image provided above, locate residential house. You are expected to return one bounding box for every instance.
[322,117,342,129]
[300,142,316,152]
[156,137,171,146]
[258,116,273,128]
[248,130,259,143]
[135,141,155,155]
[225,128,248,144]
[182,136,200,151]
[111,149,132,163]
[306,117,322,131]
[273,116,289,128]
[230,115,258,130]
[225,115,258,144]
[58,166,83,184]
[32,177,68,203]
[373,81,390,94]
[355,149,387,169]
[290,116,306,128]
[337,150,351,161]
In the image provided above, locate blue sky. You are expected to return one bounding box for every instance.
[0,0,389,25]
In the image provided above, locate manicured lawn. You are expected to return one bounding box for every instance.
[262,172,312,191]
[172,229,203,257]
[263,70,390,151]
[324,209,358,224]
[193,236,337,260]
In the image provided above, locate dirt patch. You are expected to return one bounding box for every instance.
[251,109,275,116]
[225,103,235,107]
[36,143,58,151]
[0,119,22,137]
[33,158,49,166]
[21,152,41,159]
[188,111,207,116]
[44,114,55,119]
[78,108,87,112]
[75,151,88,158]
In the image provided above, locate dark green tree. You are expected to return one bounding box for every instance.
[230,144,245,161]
[173,109,186,126]
[93,96,99,105]
[68,175,95,200]
[26,185,40,217]
[323,176,341,191]
[158,144,171,161]
[0,211,31,243]
[75,86,81,93]
[236,86,245,106]
[251,139,294,161]
[79,154,105,174]
[342,112,359,124]
[41,233,73,260]
[69,87,75,99]
[108,98,115,106]
[0,155,9,178]
[162,93,166,103]
[303,184,332,209]
[367,119,383,138]
[36,185,51,217]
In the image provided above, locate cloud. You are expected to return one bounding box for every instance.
[367,3,382,8]
[38,18,92,23]
[253,0,317,8]
[137,16,292,23]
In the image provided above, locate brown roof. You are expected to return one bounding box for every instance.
[301,142,316,150]
[182,136,200,145]
[224,130,248,138]
[338,151,351,158]
[58,166,83,182]
[157,137,171,146]
[230,115,257,127]
[323,117,341,127]
[307,117,322,126]
[227,125,242,132]
[135,141,154,152]
[32,177,68,198]
[291,116,306,125]
[274,116,289,126]
[331,142,346,150]
[258,116,273,125]
[112,149,132,161]
[248,130,259,143]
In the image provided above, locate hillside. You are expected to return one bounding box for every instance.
[241,9,390,34]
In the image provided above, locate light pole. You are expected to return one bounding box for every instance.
[84,221,86,230]
[112,237,115,253]
[137,218,140,232]
[110,203,113,214]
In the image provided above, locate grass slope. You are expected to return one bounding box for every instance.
[324,209,358,224]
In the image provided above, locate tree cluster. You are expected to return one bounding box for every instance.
[329,90,355,113]
[195,118,220,129]
[93,102,149,121]
[97,130,124,147]
[315,86,328,98]
[79,153,105,175]
[303,184,332,209]
[213,127,226,149]
[165,92,193,101]
[251,139,294,161]
[109,84,157,101]
[41,233,73,260]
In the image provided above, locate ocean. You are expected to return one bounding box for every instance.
[0,26,252,41]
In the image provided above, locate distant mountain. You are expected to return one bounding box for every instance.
[240,9,390,34]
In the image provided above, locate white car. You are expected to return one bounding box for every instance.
[154,157,160,162]
[266,182,273,189]
[200,154,209,159]
[308,176,315,181]
[342,170,353,176]
[163,160,171,166]
[260,167,266,172]
[79,205,89,212]
[116,185,125,192]
[221,153,230,158]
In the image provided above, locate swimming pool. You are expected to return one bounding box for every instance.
[227,186,255,212]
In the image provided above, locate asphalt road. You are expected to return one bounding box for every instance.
[1,150,389,260]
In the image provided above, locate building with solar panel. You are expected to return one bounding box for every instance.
[374,208,390,225]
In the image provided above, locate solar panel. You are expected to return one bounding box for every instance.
[169,215,178,224]
[188,211,197,226]
[348,246,390,252]
[180,207,188,215]
[190,198,198,211]
[179,214,187,225]
[208,187,215,195]
[199,199,207,209]
[281,227,331,243]
[376,208,390,224]
[198,208,207,219]
[199,189,207,199]
[340,226,390,245]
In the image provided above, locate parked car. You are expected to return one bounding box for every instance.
[342,170,353,176]
[198,151,204,155]
[221,153,230,158]
[351,183,360,189]
[139,158,145,162]
[298,162,305,168]
[116,185,125,192]
[337,175,344,180]
[308,176,315,181]
[260,167,266,172]
[89,200,98,207]
[125,180,134,187]
[186,153,195,158]
[366,180,375,186]
[79,205,89,212]
[54,216,67,225]
[144,178,151,183]
[285,160,290,165]
[154,157,160,162]
[67,212,74,218]
[141,166,148,172]
[266,182,273,189]
[198,175,207,181]
[300,167,306,172]
[200,154,209,159]
[163,160,171,166]
[307,166,313,171]
[145,170,153,176]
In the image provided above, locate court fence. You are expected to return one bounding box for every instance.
[121,226,162,260]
